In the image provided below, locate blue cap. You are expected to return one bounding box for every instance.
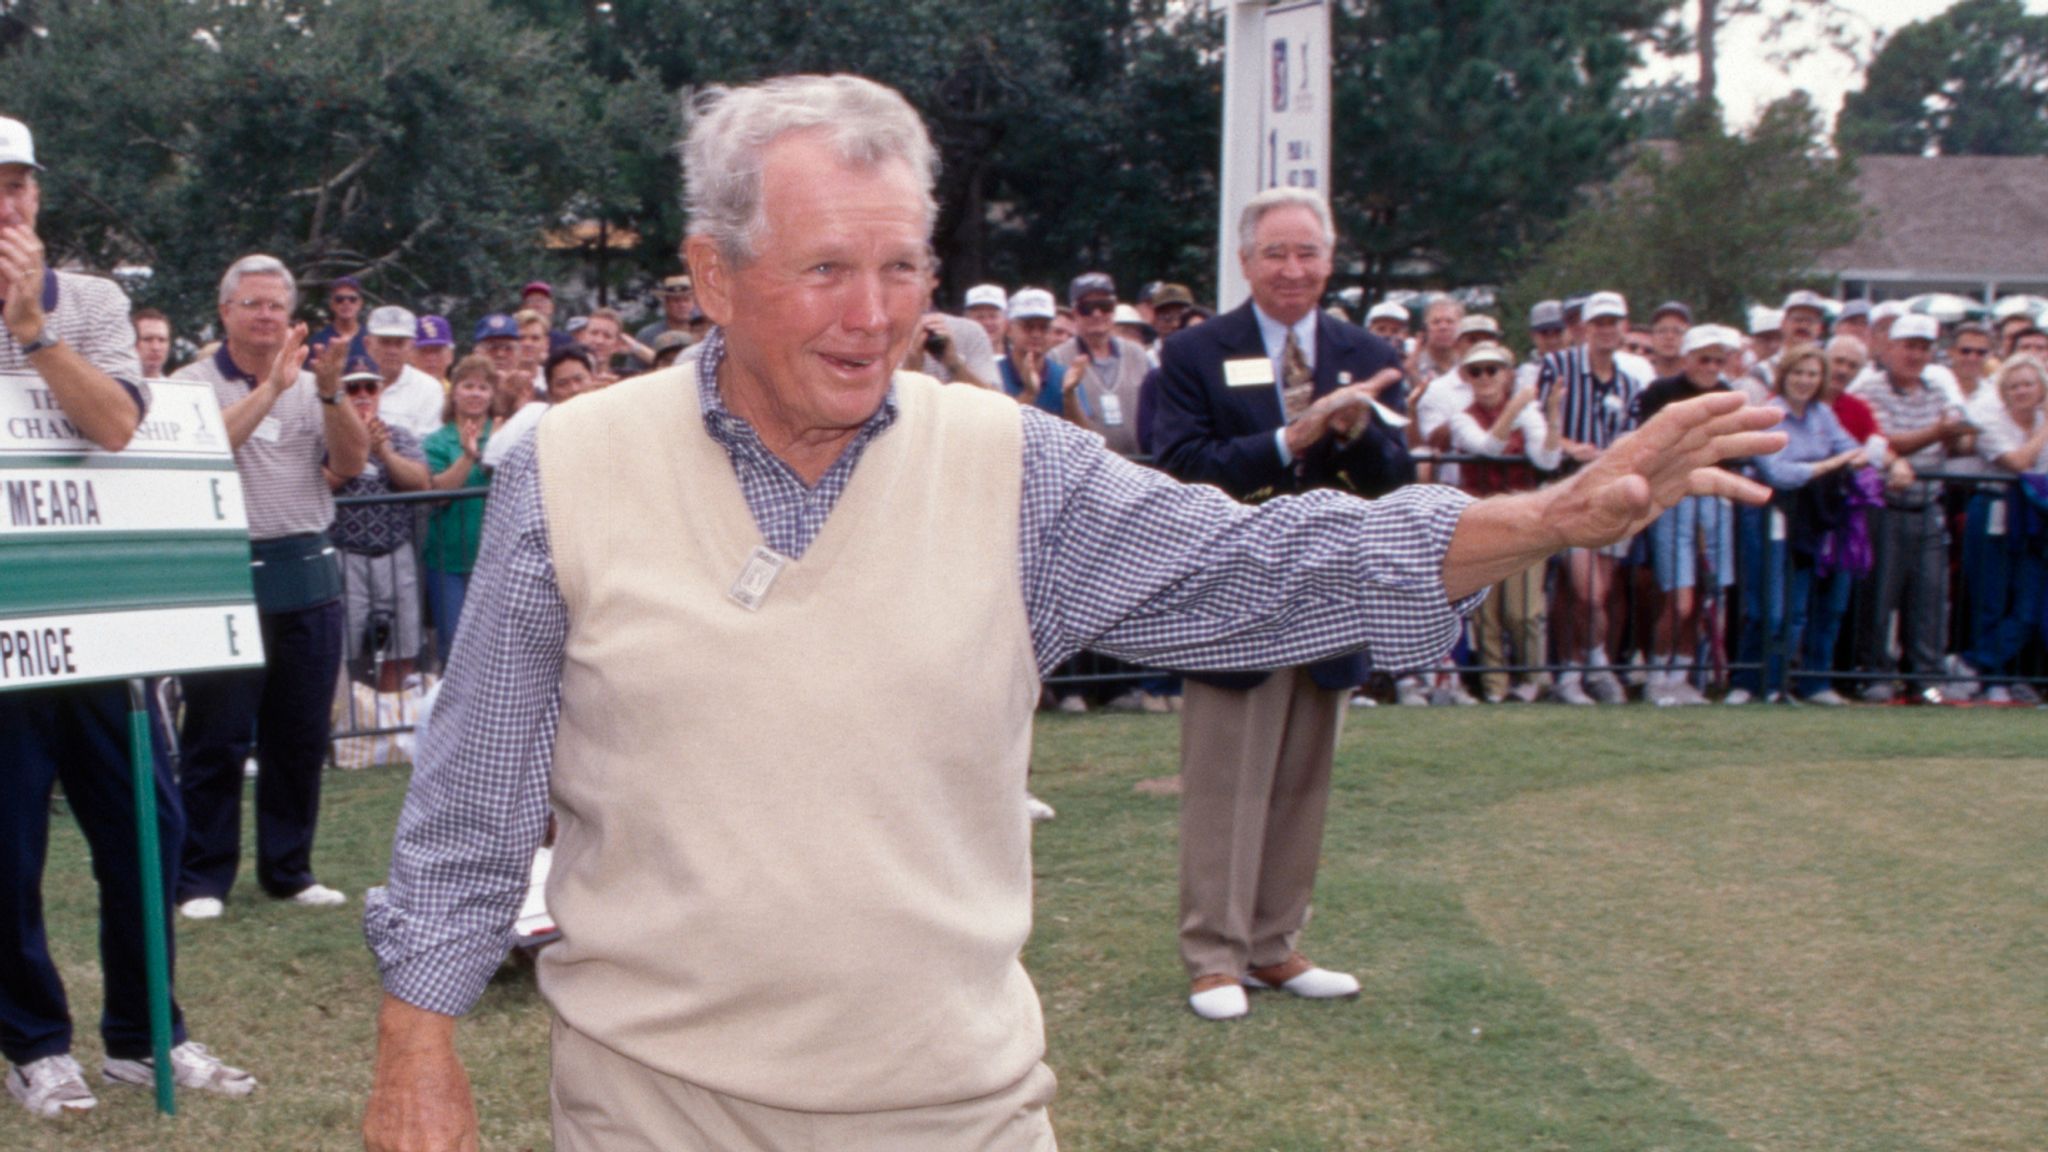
[331,275,361,293]
[416,314,453,348]
[473,313,520,343]
[340,354,382,382]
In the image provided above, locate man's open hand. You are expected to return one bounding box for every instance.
[1544,391,1784,550]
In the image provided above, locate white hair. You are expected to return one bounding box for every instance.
[1236,187,1336,256]
[218,254,297,309]
[683,74,938,265]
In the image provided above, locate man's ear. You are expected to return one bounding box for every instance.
[685,236,730,327]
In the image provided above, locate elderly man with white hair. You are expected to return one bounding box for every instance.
[174,254,369,921]
[360,74,1781,1151]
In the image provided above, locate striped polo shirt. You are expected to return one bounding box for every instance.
[1536,345,1644,454]
[175,344,334,540]
[0,271,146,404]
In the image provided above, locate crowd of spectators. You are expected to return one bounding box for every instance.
[131,261,2048,711]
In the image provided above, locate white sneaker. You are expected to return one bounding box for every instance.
[2011,682,2042,705]
[7,1054,97,1118]
[1553,678,1594,706]
[1395,677,1428,706]
[1348,692,1378,708]
[1585,670,1625,704]
[1722,688,1753,706]
[1985,685,2012,704]
[1056,695,1088,714]
[1859,681,1897,704]
[1188,983,1249,1021]
[1025,793,1056,823]
[1104,690,1147,712]
[178,896,224,920]
[1943,654,1981,700]
[1804,688,1847,707]
[103,1041,256,1099]
[1509,682,1542,704]
[290,883,347,907]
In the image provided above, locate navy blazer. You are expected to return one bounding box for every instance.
[1151,301,1412,691]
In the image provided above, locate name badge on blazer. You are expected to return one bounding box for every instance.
[1224,358,1276,387]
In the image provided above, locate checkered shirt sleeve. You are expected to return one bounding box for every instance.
[365,366,1480,1016]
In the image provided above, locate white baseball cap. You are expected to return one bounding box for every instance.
[1008,288,1057,320]
[964,284,1007,312]
[1681,325,1739,356]
[1366,301,1410,325]
[366,305,418,339]
[1112,304,1145,326]
[0,117,40,170]
[1583,291,1628,321]
[1891,314,1939,342]
[1748,307,1783,335]
[1459,342,1513,369]
[1457,314,1502,338]
[1780,289,1830,316]
[1871,301,1908,323]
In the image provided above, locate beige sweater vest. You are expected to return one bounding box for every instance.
[535,364,1042,1112]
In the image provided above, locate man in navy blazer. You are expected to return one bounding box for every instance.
[1151,187,1412,1021]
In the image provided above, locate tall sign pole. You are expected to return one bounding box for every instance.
[1216,0,1332,311]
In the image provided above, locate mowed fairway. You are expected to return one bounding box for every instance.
[7,707,2041,1150]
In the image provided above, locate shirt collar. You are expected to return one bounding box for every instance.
[213,341,261,388]
[691,326,899,450]
[1251,304,1317,365]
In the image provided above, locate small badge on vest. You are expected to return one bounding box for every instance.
[729,545,790,611]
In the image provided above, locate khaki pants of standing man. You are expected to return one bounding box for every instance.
[1177,667,1344,980]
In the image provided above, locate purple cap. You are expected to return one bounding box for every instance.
[521,281,553,299]
[473,313,520,343]
[331,276,361,293]
[415,314,453,348]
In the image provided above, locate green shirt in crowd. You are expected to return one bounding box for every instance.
[422,419,493,574]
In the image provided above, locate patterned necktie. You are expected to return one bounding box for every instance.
[1281,329,1314,421]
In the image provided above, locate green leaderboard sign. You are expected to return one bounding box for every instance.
[0,372,264,690]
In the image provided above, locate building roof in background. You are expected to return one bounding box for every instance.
[1818,156,2048,278]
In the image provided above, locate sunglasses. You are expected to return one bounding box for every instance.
[1466,364,1506,377]
[1953,346,1990,357]
[344,380,380,395]
[1075,299,1116,317]
[331,294,360,304]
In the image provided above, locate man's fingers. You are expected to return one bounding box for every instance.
[1707,429,1789,462]
[1688,467,1774,506]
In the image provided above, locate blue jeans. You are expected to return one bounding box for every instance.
[1731,505,1785,694]
[424,568,471,671]
[1785,561,1852,697]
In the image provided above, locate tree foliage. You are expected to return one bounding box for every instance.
[1836,0,2048,156]
[1510,95,1863,324]
[1333,0,1668,294]
[3,0,669,332]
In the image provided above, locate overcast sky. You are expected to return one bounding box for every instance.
[1639,0,2048,133]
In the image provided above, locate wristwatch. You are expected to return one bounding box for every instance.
[19,329,61,357]
[318,390,341,406]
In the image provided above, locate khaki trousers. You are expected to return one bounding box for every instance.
[1177,667,1343,980]
[1473,566,1549,700]
[551,1017,1058,1151]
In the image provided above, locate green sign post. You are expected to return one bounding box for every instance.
[1,372,264,1116]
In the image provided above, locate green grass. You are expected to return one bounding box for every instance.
[7,707,2043,1150]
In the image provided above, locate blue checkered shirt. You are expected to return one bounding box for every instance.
[365,331,1479,1016]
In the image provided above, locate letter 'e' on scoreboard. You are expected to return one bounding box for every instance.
[0,374,264,691]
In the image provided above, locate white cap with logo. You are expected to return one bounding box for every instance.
[1891,314,1940,342]
[964,284,1007,312]
[1583,291,1628,321]
[1366,301,1410,325]
[1748,307,1783,336]
[1008,288,1057,320]
[1681,325,1740,356]
[367,305,419,339]
[0,117,40,170]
